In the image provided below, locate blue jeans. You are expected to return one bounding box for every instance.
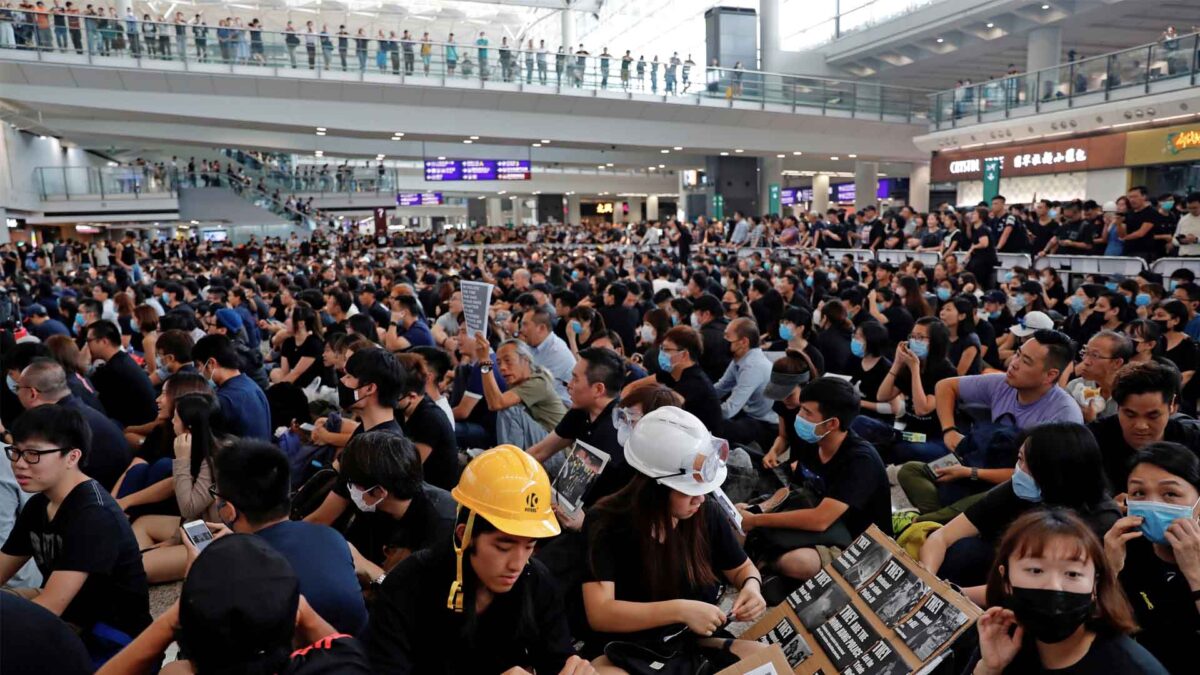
[892,438,949,463]
[454,421,493,450]
[116,457,173,498]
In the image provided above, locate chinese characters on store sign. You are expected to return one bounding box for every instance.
[1011,147,1088,169]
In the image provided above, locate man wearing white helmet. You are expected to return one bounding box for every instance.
[737,377,889,582]
[583,406,770,670]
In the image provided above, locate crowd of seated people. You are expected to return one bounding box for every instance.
[0,187,1198,674]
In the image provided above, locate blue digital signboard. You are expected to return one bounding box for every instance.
[424,159,532,181]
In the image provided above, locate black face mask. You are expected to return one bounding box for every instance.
[1007,586,1093,644]
[1154,319,1172,334]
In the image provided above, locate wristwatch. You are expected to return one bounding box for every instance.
[941,426,960,436]
[370,572,387,588]
[480,361,494,374]
[970,467,979,481]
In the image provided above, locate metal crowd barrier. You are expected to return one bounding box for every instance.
[1033,254,1147,289]
[1151,257,1200,278]
[876,249,941,267]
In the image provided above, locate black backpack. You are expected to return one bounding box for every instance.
[937,413,1022,505]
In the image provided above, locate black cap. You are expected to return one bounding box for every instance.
[179,535,299,667]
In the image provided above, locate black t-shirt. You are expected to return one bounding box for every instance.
[1089,415,1200,492]
[1124,206,1163,260]
[944,228,970,253]
[1060,219,1098,254]
[881,305,915,354]
[867,221,886,249]
[399,396,460,491]
[895,359,957,435]
[553,400,631,507]
[0,594,92,675]
[974,632,1168,674]
[586,499,746,643]
[284,634,374,674]
[90,349,158,427]
[992,215,1029,253]
[793,431,891,538]
[61,395,132,493]
[815,325,854,375]
[965,481,1120,544]
[366,542,577,675]
[1120,538,1200,675]
[282,333,325,388]
[598,305,639,359]
[844,356,893,421]
[948,332,983,375]
[976,319,1000,369]
[0,480,151,637]
[1163,337,1200,404]
[333,419,406,499]
[655,366,723,426]
[1028,219,1058,254]
[344,483,456,566]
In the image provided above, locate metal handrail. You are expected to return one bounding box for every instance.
[0,12,930,120]
[929,30,1200,127]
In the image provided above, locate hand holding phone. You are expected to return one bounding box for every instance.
[182,519,215,553]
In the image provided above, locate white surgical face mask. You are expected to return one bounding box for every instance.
[348,484,382,513]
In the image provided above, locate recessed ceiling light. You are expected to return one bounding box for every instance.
[463,140,473,144]
[848,154,857,158]
[1041,3,1049,8]
[660,149,670,154]
[734,149,744,153]
[315,131,326,136]
[986,22,994,28]
[831,156,839,160]
[673,146,683,151]
[719,151,729,156]
[792,151,803,156]
[316,127,326,132]
[393,132,404,136]
[597,165,606,169]
[936,37,944,43]
[776,154,785,158]
[540,139,551,144]
[469,135,479,140]
[531,143,542,147]
[437,156,446,160]
[658,164,665,168]
[606,162,613,167]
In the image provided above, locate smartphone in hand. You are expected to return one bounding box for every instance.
[182,520,215,553]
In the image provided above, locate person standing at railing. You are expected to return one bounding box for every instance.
[619,49,631,89]
[524,38,534,83]
[1163,25,1181,75]
[444,32,457,75]
[139,12,154,57]
[319,24,331,69]
[0,3,15,49]
[303,21,316,69]
[156,14,170,59]
[283,20,298,67]
[536,39,547,84]
[498,35,511,82]
[172,11,185,60]
[599,47,610,88]
[420,31,431,75]
[235,17,248,64]
[683,53,695,92]
[50,0,65,49]
[476,30,488,79]
[32,2,50,49]
[555,44,565,85]
[372,29,385,73]
[649,54,658,93]
[214,18,228,63]
[249,18,263,64]
[635,53,645,89]
[574,43,587,87]
[388,30,399,75]
[401,29,414,75]
[190,14,205,62]
[335,24,347,70]
[348,26,364,70]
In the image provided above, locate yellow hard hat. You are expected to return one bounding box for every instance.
[447,445,560,611]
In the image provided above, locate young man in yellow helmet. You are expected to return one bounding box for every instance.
[364,445,608,674]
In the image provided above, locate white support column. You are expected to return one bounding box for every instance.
[854,160,879,211]
[759,156,783,216]
[908,163,931,212]
[566,194,582,225]
[511,197,523,228]
[626,197,643,223]
[560,9,575,51]
[811,175,830,214]
[0,208,9,244]
[1026,26,1062,100]
[646,195,660,221]
[759,0,780,71]
[486,197,504,227]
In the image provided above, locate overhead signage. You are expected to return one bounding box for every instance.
[397,192,444,206]
[424,159,532,181]
[931,134,1126,182]
[780,179,891,206]
[596,202,614,214]
[1125,123,1200,166]
[1168,128,1200,154]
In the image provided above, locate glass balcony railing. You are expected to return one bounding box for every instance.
[0,12,929,122]
[35,165,180,200]
[930,31,1200,129]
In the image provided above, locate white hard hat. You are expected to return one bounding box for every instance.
[624,406,728,496]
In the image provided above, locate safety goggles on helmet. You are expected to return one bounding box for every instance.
[653,436,730,486]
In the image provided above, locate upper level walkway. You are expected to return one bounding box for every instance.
[929,30,1200,130]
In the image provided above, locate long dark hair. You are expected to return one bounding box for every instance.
[1022,423,1108,507]
[588,474,718,601]
[175,393,223,480]
[898,276,932,318]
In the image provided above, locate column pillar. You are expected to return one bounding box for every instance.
[560,10,575,51]
[511,197,523,228]
[0,208,9,244]
[1026,26,1062,100]
[854,160,879,211]
[759,156,783,216]
[908,163,930,212]
[646,195,660,221]
[758,0,779,71]
[626,197,643,223]
[811,174,830,214]
[566,194,582,225]
[486,197,504,227]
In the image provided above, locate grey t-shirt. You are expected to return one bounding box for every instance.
[958,373,1084,427]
